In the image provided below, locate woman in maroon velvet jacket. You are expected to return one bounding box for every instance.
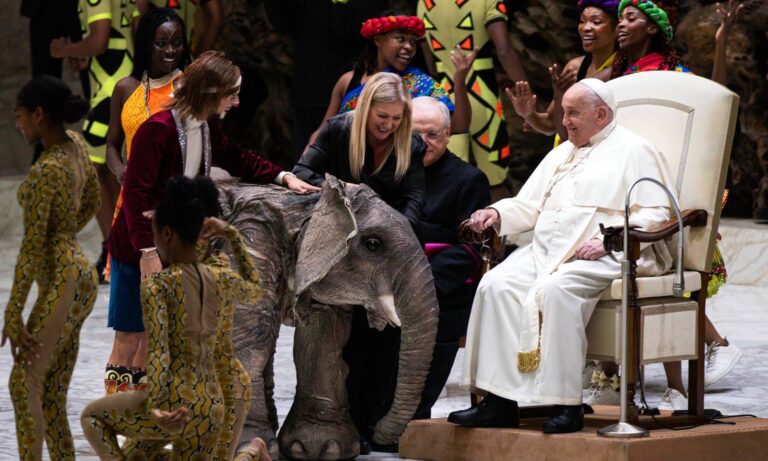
[104,51,319,393]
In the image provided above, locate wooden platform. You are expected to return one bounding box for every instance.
[399,406,768,461]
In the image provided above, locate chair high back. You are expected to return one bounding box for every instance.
[606,72,739,272]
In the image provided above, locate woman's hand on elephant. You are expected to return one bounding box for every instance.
[199,217,229,240]
[152,407,190,431]
[468,208,500,233]
[284,174,321,195]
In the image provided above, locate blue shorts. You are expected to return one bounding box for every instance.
[107,256,145,332]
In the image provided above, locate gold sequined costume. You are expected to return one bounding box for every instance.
[4,132,100,460]
[81,226,262,459]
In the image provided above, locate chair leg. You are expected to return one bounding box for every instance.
[688,277,709,417]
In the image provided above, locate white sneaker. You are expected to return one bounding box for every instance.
[584,370,620,406]
[705,341,742,386]
[658,388,688,412]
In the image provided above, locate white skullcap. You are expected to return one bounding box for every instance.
[577,78,617,114]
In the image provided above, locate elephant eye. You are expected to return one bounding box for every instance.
[364,238,382,252]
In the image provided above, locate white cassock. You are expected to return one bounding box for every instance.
[461,120,675,406]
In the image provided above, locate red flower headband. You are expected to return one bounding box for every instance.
[360,16,425,39]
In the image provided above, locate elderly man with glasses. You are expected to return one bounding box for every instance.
[410,96,491,419]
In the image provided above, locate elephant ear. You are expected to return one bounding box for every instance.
[293,175,358,317]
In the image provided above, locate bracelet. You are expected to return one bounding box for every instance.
[140,247,158,259]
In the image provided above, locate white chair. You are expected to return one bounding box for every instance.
[585,71,739,423]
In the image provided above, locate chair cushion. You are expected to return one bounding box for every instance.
[599,271,702,300]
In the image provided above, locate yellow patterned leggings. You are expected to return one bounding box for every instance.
[214,360,252,460]
[81,386,224,460]
[9,247,97,460]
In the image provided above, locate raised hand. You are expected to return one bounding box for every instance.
[451,46,479,84]
[199,217,229,240]
[506,81,538,118]
[549,63,577,97]
[715,0,744,42]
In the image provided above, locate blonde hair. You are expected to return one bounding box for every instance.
[348,72,412,182]
[167,50,240,120]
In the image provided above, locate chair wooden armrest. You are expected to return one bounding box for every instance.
[600,209,708,252]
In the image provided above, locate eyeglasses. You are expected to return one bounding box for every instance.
[414,129,447,141]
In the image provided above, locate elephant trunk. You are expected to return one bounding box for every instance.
[372,253,439,445]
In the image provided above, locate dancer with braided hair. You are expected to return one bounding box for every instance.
[102,7,189,396]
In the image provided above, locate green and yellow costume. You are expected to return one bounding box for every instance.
[5,131,100,460]
[417,0,511,186]
[78,0,135,164]
[81,225,262,459]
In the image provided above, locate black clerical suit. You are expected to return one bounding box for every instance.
[414,150,491,419]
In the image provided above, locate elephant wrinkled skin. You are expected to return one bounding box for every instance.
[213,169,439,460]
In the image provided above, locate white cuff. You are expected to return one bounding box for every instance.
[275,171,294,185]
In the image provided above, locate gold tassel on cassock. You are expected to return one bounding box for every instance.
[517,348,540,373]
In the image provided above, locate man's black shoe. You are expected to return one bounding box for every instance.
[542,405,584,434]
[447,393,519,428]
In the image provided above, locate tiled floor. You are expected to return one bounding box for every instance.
[0,172,765,459]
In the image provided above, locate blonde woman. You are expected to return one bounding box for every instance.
[293,71,426,451]
[294,72,426,228]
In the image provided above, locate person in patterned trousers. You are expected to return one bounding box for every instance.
[80,176,266,459]
[3,76,100,460]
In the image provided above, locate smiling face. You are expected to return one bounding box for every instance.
[14,105,42,145]
[579,6,617,54]
[148,20,185,78]
[412,107,450,166]
[617,6,658,50]
[366,101,405,145]
[561,85,608,148]
[374,30,419,72]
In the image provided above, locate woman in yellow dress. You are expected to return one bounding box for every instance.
[103,7,188,395]
[2,76,100,460]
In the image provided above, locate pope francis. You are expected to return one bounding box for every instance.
[448,79,675,434]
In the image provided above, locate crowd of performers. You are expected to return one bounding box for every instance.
[3,0,746,458]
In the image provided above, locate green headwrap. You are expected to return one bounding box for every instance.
[618,0,674,41]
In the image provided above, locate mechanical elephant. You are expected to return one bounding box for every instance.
[214,171,439,460]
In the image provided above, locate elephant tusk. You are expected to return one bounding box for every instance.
[378,294,402,328]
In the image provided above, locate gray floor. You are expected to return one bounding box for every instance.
[0,203,766,459]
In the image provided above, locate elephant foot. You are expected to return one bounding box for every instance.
[278,418,360,460]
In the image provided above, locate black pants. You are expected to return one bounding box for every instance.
[414,285,475,419]
[343,308,400,440]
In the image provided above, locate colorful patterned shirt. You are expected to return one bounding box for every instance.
[339,66,455,113]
